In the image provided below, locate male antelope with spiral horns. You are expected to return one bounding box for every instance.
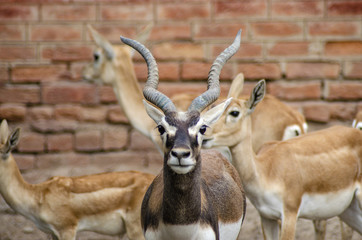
[120,30,246,240]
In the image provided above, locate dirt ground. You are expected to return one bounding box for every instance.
[0,123,361,240]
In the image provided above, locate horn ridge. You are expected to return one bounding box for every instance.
[188,29,242,112]
[120,36,176,113]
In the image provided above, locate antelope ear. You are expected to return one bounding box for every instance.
[202,98,232,126]
[143,100,165,124]
[227,73,244,99]
[87,24,115,60]
[0,119,9,144]
[246,79,266,114]
[131,23,153,57]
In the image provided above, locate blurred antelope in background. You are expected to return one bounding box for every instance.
[121,30,246,240]
[202,80,362,240]
[0,119,154,240]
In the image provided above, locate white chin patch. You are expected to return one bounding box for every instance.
[169,165,195,174]
[282,124,302,140]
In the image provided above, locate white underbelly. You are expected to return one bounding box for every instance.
[299,188,355,219]
[78,210,125,236]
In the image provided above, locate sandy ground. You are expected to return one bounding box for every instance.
[0,122,361,240]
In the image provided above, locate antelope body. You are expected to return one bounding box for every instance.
[120,30,246,240]
[203,80,362,240]
[0,120,154,240]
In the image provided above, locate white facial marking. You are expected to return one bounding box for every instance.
[302,122,308,133]
[282,124,302,140]
[353,120,362,130]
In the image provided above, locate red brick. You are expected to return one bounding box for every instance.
[326,81,362,100]
[101,3,153,21]
[308,22,360,37]
[75,130,102,152]
[42,5,96,21]
[41,45,93,61]
[0,5,38,21]
[54,105,81,121]
[328,103,357,120]
[0,46,36,61]
[88,25,136,43]
[17,132,45,153]
[31,120,78,133]
[212,43,262,59]
[158,62,180,81]
[31,25,82,41]
[103,126,128,150]
[328,1,362,16]
[286,62,340,79]
[129,130,157,151]
[344,61,362,79]
[303,103,330,123]
[158,3,210,21]
[0,24,25,41]
[268,42,309,56]
[150,24,191,41]
[272,1,323,17]
[69,62,87,82]
[152,42,204,60]
[325,41,362,56]
[251,22,302,39]
[0,103,26,121]
[100,86,117,103]
[12,154,35,170]
[47,133,73,152]
[12,64,68,83]
[80,106,107,122]
[0,85,40,104]
[0,65,8,82]
[28,106,54,121]
[42,82,98,104]
[36,153,90,169]
[237,63,281,80]
[267,81,321,100]
[107,105,129,124]
[214,0,267,18]
[194,23,246,39]
[181,62,233,81]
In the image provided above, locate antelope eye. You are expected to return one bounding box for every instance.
[295,130,300,136]
[93,53,99,61]
[157,125,165,135]
[229,111,240,117]
[199,125,207,135]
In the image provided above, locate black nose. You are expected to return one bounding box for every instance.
[171,149,191,159]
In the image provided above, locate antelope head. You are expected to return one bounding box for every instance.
[120,30,241,174]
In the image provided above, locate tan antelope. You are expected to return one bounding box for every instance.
[202,80,362,240]
[0,119,155,240]
[82,25,307,154]
[353,111,362,130]
[120,30,246,239]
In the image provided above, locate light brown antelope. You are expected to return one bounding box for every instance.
[203,80,362,240]
[353,111,362,130]
[120,30,246,239]
[82,26,307,154]
[0,119,155,240]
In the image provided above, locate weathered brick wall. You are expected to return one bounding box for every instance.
[0,0,361,172]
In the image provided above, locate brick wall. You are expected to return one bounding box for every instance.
[0,0,361,171]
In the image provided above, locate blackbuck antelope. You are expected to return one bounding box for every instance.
[203,80,362,240]
[120,30,246,239]
[0,119,155,240]
[82,25,307,154]
[353,111,362,130]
